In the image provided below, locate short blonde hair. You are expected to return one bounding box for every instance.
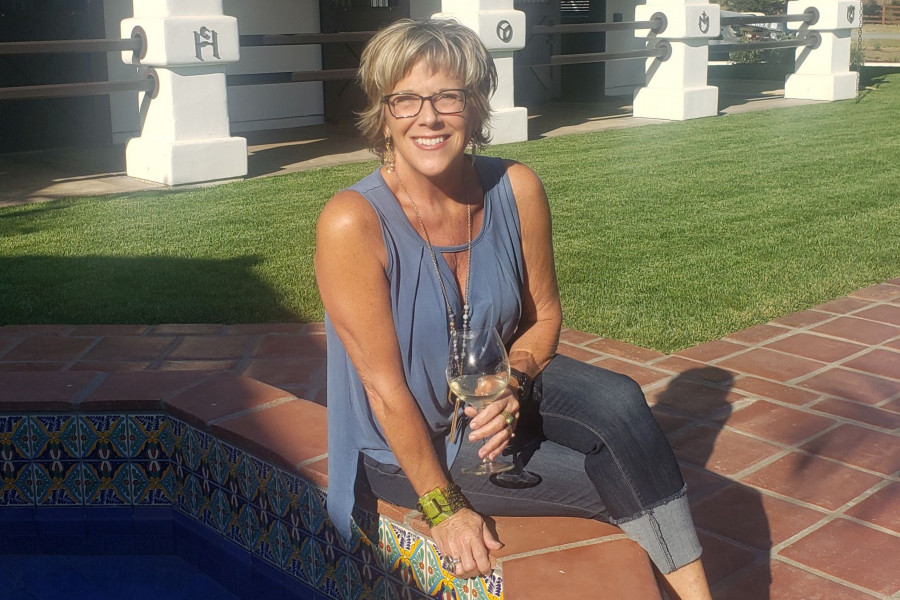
[357,18,498,158]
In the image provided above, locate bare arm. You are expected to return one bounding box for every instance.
[315,189,500,576]
[315,190,448,496]
[464,161,561,461]
[505,160,563,377]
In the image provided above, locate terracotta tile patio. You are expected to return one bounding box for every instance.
[1,279,899,598]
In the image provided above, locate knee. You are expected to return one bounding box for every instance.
[602,372,649,414]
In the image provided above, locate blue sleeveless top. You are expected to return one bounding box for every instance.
[325,156,525,541]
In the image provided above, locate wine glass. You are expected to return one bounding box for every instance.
[447,327,515,475]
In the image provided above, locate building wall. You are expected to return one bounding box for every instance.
[104,0,325,144]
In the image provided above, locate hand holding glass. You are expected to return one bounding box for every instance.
[447,327,515,475]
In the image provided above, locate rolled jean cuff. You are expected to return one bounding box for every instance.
[613,488,702,574]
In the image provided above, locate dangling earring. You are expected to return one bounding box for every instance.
[469,137,478,163]
[384,137,395,173]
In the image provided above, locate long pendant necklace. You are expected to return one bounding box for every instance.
[394,172,472,337]
[394,170,473,443]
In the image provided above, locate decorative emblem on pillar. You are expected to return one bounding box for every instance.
[496,20,514,43]
[194,26,221,61]
[847,5,856,23]
[698,11,710,34]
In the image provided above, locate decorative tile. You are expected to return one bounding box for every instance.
[268,519,293,569]
[132,461,173,506]
[355,549,384,596]
[319,568,342,600]
[183,473,204,520]
[411,541,440,596]
[236,451,258,501]
[182,427,202,472]
[238,503,262,551]
[79,415,129,461]
[285,550,309,586]
[336,555,364,600]
[471,572,502,600]
[129,414,169,458]
[206,439,230,486]
[267,469,291,519]
[82,460,130,505]
[170,417,188,446]
[300,536,327,588]
[30,415,80,461]
[249,456,275,510]
[354,535,387,578]
[300,484,327,535]
[1,461,35,505]
[34,460,83,505]
[375,576,402,600]
[1,416,31,459]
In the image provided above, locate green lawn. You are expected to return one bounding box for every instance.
[1,74,898,353]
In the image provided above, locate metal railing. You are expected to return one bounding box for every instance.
[711,31,821,54]
[0,33,153,101]
[720,7,819,27]
[532,14,667,35]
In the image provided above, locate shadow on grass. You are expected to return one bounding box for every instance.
[0,255,303,325]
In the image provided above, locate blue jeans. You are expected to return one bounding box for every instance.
[362,355,702,573]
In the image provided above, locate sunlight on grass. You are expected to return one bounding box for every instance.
[1,75,898,353]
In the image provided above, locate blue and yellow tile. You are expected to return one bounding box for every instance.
[1,461,35,505]
[300,535,327,588]
[1,416,31,460]
[79,415,128,461]
[30,415,80,461]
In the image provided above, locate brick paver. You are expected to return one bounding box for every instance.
[1,280,899,598]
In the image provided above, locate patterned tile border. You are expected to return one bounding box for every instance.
[0,412,500,600]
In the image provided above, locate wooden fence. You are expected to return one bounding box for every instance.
[864,4,900,25]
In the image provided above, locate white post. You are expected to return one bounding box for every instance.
[784,0,862,101]
[121,0,247,186]
[436,0,529,144]
[633,0,720,120]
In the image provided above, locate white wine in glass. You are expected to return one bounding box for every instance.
[447,327,515,475]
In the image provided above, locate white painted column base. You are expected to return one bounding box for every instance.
[633,85,718,121]
[489,107,529,145]
[126,137,248,186]
[784,72,857,101]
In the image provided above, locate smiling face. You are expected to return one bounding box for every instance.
[383,60,473,181]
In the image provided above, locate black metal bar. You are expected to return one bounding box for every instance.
[720,7,819,26]
[710,35,817,54]
[0,79,156,101]
[533,19,660,34]
[0,38,143,55]
[226,68,358,86]
[546,44,668,66]
[240,32,376,47]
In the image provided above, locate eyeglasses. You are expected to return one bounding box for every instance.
[382,89,468,119]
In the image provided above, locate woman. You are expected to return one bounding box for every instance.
[315,18,712,599]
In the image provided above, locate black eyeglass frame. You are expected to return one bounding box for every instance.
[382,89,469,119]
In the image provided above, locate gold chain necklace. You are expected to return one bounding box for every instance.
[394,171,473,336]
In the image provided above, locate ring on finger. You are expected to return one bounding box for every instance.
[441,555,461,572]
[501,410,516,438]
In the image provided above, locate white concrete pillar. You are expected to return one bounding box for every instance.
[633,0,720,120]
[784,0,861,101]
[121,0,247,186]
[436,0,528,144]
[605,0,647,96]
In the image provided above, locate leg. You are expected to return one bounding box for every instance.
[531,356,705,578]
[655,559,713,600]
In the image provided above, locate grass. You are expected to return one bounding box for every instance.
[1,74,899,353]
